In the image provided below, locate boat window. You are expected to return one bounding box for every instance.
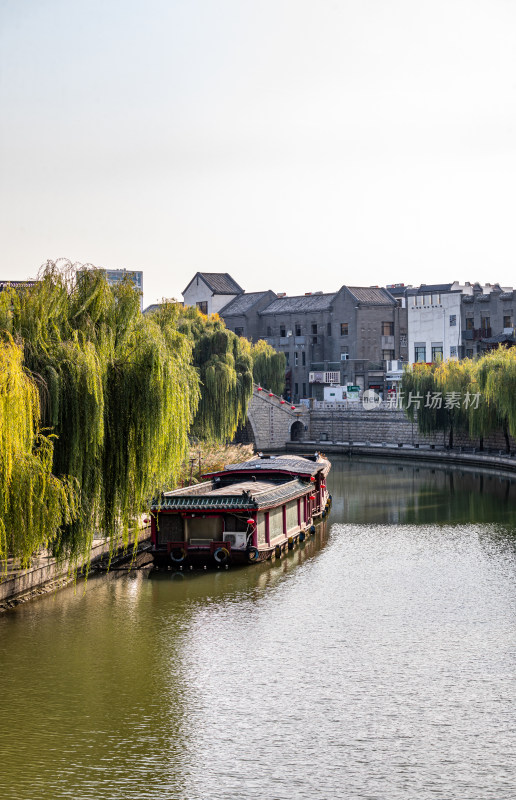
[185,516,223,542]
[268,506,284,539]
[157,514,183,544]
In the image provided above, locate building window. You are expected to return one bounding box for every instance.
[382,322,394,336]
[466,317,474,330]
[302,351,306,366]
[466,349,473,358]
[504,315,512,328]
[449,315,456,326]
[340,323,348,336]
[433,294,441,304]
[280,324,286,337]
[311,324,318,334]
[450,346,458,358]
[267,325,272,337]
[196,301,208,314]
[294,383,299,395]
[431,345,443,362]
[481,316,490,331]
[382,350,395,361]
[424,294,431,306]
[234,327,244,336]
[302,383,306,396]
[295,324,301,336]
[285,352,289,366]
[415,345,426,362]
[294,352,298,366]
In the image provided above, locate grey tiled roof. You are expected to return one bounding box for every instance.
[220,291,274,315]
[198,273,243,294]
[143,303,162,314]
[481,333,516,344]
[477,294,491,302]
[407,283,456,295]
[154,478,312,511]
[347,287,396,305]
[219,455,330,477]
[260,293,337,314]
[500,292,514,300]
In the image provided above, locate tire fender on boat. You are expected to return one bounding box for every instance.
[247,546,260,563]
[274,544,281,559]
[287,536,294,550]
[310,525,316,535]
[213,547,229,565]
[299,530,306,542]
[170,547,187,563]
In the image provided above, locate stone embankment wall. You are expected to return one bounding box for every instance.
[304,407,515,451]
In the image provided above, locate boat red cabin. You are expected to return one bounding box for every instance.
[150,453,331,568]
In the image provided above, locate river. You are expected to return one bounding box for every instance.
[1,457,516,800]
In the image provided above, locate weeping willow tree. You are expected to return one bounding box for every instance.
[251,339,286,395]
[401,360,471,447]
[150,302,254,442]
[475,347,516,452]
[2,260,200,564]
[402,349,516,450]
[0,338,78,567]
[401,363,448,439]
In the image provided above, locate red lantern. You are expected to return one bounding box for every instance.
[268,392,273,396]
[257,386,262,391]
[280,399,285,404]
[291,405,296,410]
[310,476,315,482]
[246,518,255,525]
[143,518,150,524]
[310,494,316,500]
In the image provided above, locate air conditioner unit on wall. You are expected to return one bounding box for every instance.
[224,532,247,549]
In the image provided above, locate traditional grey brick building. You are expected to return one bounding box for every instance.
[179,272,514,404]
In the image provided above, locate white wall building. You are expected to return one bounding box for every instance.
[407,284,462,364]
[182,272,243,316]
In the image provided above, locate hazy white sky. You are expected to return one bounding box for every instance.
[1,0,515,306]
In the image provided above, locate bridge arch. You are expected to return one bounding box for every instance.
[290,419,304,441]
[245,386,308,450]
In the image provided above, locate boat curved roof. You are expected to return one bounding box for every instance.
[205,454,330,479]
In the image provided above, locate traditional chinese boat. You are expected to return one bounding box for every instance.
[150,453,331,568]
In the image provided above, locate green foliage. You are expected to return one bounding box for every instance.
[401,348,516,449]
[1,261,200,566]
[150,302,254,442]
[251,339,286,395]
[0,338,78,567]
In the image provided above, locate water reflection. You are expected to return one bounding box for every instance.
[330,457,516,527]
[0,457,515,800]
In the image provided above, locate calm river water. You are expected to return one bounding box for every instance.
[1,457,516,800]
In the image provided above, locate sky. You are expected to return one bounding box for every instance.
[1,0,515,307]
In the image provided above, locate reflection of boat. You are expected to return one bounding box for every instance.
[150,453,331,568]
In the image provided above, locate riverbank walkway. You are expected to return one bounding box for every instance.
[0,525,151,610]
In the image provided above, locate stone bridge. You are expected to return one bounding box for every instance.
[244,386,309,451]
